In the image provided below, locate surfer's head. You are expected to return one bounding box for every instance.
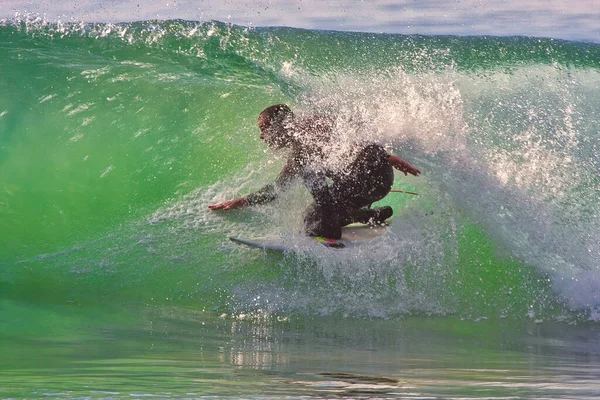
[258,104,294,149]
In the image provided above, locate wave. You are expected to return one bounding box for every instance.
[1,20,599,321]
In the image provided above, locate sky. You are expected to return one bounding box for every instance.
[1,0,599,43]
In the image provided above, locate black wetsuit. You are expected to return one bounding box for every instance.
[246,142,394,239]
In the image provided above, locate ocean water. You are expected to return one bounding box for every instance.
[1,14,600,398]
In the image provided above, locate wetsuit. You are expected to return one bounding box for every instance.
[246,142,394,239]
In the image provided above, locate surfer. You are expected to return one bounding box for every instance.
[209,104,420,239]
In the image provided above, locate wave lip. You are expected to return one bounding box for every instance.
[2,1,600,43]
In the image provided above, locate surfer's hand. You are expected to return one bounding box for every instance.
[208,197,248,210]
[389,155,421,176]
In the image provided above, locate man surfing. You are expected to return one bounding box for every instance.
[209,104,421,239]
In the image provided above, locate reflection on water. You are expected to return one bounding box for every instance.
[225,316,290,369]
[2,301,600,398]
[2,0,600,43]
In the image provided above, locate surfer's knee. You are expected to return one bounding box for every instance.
[303,203,342,239]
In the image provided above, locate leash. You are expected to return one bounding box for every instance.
[389,190,419,196]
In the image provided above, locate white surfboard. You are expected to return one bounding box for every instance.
[229,223,388,252]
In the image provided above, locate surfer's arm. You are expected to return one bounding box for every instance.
[208,182,283,210]
[388,154,421,176]
[245,183,278,205]
[208,181,283,210]
[245,161,297,205]
[209,161,297,210]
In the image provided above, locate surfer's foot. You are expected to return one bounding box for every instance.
[367,206,393,225]
[351,206,393,225]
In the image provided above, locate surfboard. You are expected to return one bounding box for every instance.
[229,223,388,252]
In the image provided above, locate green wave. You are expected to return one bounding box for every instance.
[1,20,599,321]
